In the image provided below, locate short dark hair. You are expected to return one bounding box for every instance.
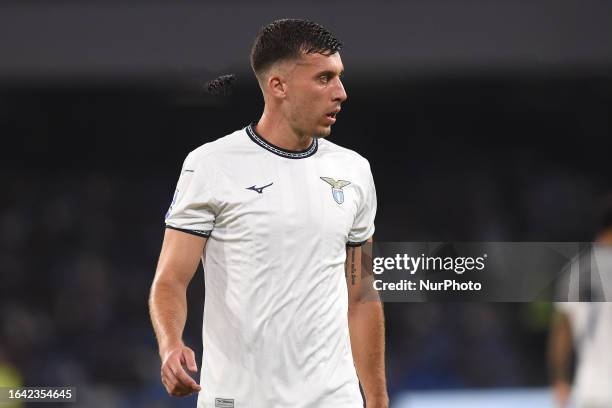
[250,19,343,78]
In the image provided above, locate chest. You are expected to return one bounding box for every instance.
[212,157,360,240]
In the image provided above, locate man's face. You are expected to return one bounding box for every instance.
[282,52,347,138]
[597,228,612,245]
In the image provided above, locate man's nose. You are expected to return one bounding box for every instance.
[333,79,347,103]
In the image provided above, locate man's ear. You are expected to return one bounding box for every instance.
[268,74,287,98]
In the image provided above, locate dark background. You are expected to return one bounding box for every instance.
[1,1,611,406]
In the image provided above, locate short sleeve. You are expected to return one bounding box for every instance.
[347,160,377,246]
[555,302,579,315]
[554,302,590,341]
[164,152,217,237]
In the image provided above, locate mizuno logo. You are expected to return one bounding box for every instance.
[246,182,273,194]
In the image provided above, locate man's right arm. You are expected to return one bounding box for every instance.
[548,310,573,408]
[149,228,207,397]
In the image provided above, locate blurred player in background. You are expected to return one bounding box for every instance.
[149,19,387,408]
[549,199,612,408]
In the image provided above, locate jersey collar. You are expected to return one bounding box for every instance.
[246,122,318,159]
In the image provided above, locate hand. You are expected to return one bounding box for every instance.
[553,381,571,408]
[160,344,202,397]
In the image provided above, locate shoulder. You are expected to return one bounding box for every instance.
[318,138,371,172]
[183,127,247,168]
[555,302,589,322]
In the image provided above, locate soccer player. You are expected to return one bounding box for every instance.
[149,19,388,408]
[549,201,612,408]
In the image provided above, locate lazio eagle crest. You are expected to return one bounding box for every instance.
[320,177,351,204]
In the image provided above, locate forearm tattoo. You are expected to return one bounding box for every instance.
[350,247,357,286]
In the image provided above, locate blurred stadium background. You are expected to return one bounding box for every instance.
[1,1,612,407]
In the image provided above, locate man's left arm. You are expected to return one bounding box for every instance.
[346,238,388,408]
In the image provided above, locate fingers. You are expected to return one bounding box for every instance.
[162,372,194,397]
[163,363,200,393]
[162,366,199,396]
[183,347,198,373]
[161,347,201,397]
[170,363,201,390]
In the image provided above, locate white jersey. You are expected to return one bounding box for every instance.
[556,302,612,407]
[165,123,376,408]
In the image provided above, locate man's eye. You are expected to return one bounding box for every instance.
[319,76,329,83]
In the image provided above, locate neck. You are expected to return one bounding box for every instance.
[255,111,313,151]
